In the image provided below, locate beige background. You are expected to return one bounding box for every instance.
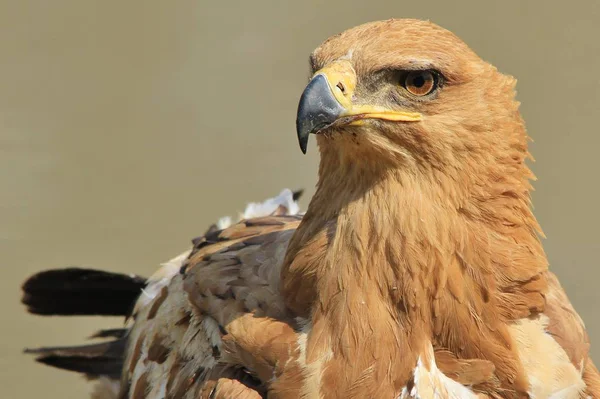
[1,1,599,397]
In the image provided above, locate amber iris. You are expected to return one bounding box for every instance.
[403,70,437,96]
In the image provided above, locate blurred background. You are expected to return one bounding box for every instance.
[1,1,599,397]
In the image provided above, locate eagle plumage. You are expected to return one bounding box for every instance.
[22,19,600,398]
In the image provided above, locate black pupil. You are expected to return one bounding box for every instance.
[411,74,426,88]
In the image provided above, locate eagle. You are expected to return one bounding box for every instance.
[22,19,600,398]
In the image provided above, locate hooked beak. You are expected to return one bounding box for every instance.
[296,60,422,154]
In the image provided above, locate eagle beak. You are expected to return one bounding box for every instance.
[296,60,422,154]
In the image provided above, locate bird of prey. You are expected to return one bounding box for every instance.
[22,19,600,398]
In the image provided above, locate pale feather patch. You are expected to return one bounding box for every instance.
[509,315,586,398]
[399,344,478,399]
[91,377,120,399]
[130,335,151,396]
[338,49,355,61]
[135,250,191,310]
[129,275,220,399]
[241,188,300,219]
[216,216,233,230]
[295,317,310,368]
[296,318,333,399]
[213,188,302,231]
[147,376,167,399]
[153,381,166,399]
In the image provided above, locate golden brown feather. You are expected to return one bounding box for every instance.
[198,19,599,398]
[22,19,599,399]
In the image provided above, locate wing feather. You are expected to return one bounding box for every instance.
[122,213,302,398]
[543,271,600,397]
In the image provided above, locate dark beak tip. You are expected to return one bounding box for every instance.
[295,74,345,154]
[298,137,308,154]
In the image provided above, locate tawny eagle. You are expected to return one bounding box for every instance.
[22,19,600,398]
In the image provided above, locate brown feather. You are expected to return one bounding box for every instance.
[128,19,597,398]
[22,19,599,399]
[25,339,126,380]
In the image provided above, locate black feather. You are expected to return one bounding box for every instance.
[292,189,304,201]
[25,339,126,379]
[89,328,128,339]
[22,268,147,316]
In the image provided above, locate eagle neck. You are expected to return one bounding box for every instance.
[280,156,548,394]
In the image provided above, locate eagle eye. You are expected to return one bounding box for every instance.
[402,70,438,96]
